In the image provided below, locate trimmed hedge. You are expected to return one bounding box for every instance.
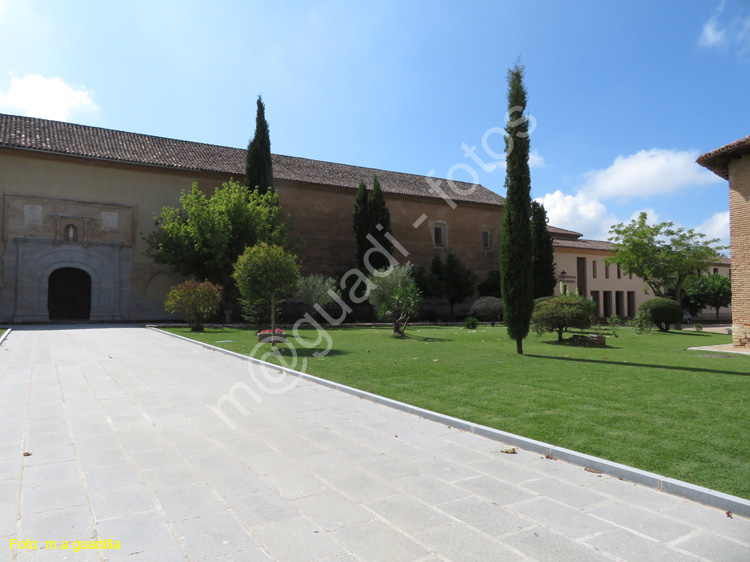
[639,297,682,332]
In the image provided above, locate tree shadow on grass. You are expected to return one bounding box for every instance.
[525,354,750,377]
[401,333,449,342]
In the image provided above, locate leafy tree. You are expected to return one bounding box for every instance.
[470,296,503,326]
[681,273,731,321]
[245,95,274,195]
[164,280,223,332]
[443,251,477,319]
[145,180,285,320]
[531,294,595,342]
[499,61,534,354]
[530,201,556,298]
[639,297,682,332]
[233,243,299,345]
[353,175,393,271]
[477,270,502,297]
[607,212,725,303]
[367,263,422,335]
[297,274,338,317]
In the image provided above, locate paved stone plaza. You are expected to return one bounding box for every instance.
[0,327,748,561]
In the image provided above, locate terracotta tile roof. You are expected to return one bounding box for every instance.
[553,238,613,251]
[697,134,750,180]
[0,113,503,206]
[547,225,583,240]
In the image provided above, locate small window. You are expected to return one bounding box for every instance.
[592,260,597,279]
[714,268,719,274]
[629,272,633,280]
[605,264,610,279]
[65,224,78,242]
[482,230,490,249]
[617,265,621,279]
[434,226,443,247]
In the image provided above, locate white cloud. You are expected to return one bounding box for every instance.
[580,148,720,201]
[700,17,727,48]
[0,74,97,121]
[536,190,618,241]
[538,147,726,241]
[699,0,727,48]
[529,150,547,168]
[697,211,730,247]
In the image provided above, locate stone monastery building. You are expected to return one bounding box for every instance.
[0,113,728,323]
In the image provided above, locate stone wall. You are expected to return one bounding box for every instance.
[729,155,750,346]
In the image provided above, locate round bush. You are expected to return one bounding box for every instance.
[463,316,478,329]
[470,296,503,325]
[531,294,594,341]
[533,296,556,307]
[639,298,682,332]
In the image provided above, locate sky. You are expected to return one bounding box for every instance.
[0,0,747,248]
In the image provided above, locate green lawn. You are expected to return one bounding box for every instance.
[165,324,750,499]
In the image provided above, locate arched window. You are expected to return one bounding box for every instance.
[65,224,78,242]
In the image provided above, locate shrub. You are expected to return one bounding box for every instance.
[631,308,653,334]
[470,296,503,326]
[607,315,620,337]
[367,263,422,335]
[639,298,682,332]
[297,274,338,316]
[531,294,595,342]
[533,295,556,307]
[463,316,478,329]
[164,279,223,332]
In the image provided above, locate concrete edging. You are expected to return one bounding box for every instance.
[148,326,750,518]
[0,328,12,347]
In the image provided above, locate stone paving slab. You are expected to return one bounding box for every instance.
[0,326,747,561]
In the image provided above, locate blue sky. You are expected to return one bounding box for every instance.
[0,0,747,247]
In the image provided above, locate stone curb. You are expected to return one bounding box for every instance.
[149,326,750,518]
[0,328,12,347]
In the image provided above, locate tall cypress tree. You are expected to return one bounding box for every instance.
[353,179,371,268]
[368,175,393,270]
[353,175,393,271]
[499,62,534,354]
[245,96,274,195]
[530,201,556,298]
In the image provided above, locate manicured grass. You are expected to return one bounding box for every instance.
[165,324,750,499]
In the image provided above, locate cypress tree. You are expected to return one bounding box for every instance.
[245,96,274,195]
[368,175,393,270]
[530,201,557,298]
[353,179,370,268]
[499,61,534,354]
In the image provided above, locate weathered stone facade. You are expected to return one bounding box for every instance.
[0,114,504,322]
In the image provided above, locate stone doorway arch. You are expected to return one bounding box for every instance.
[48,267,92,320]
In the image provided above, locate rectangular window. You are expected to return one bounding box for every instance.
[629,273,633,280]
[482,230,490,249]
[714,268,719,274]
[605,264,610,279]
[617,265,621,279]
[434,226,443,247]
[592,260,597,279]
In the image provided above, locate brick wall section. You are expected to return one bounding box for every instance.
[729,155,750,347]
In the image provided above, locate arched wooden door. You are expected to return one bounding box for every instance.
[48,267,91,321]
